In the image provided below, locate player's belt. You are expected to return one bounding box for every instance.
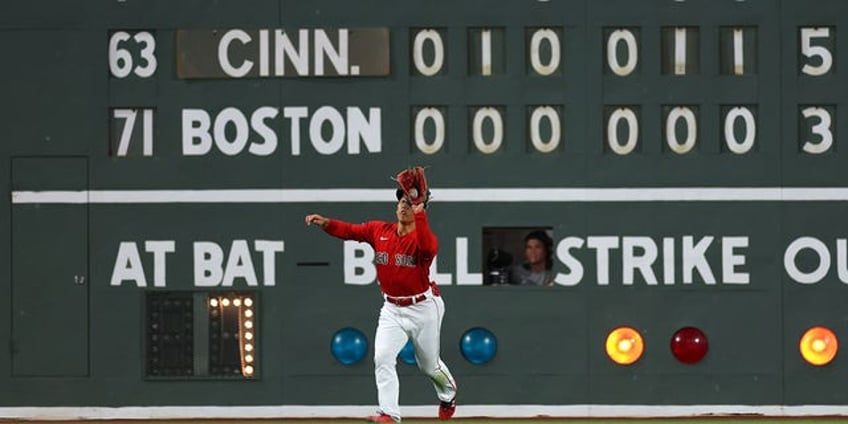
[385,292,428,307]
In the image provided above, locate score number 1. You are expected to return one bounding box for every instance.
[112,109,153,157]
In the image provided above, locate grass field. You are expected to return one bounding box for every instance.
[13,420,848,424]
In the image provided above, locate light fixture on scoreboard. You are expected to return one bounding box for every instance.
[670,326,709,364]
[208,292,258,378]
[605,326,645,366]
[800,326,838,366]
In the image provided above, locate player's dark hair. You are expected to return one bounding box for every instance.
[524,230,554,270]
[396,188,430,208]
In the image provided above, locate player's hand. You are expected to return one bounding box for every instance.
[412,202,426,214]
[305,214,329,228]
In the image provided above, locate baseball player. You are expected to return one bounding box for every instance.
[304,169,458,423]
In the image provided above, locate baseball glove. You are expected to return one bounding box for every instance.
[394,166,429,205]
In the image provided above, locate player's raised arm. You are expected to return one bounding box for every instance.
[413,204,438,257]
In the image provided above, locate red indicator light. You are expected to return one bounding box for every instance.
[670,326,709,364]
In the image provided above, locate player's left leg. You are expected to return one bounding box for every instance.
[410,296,458,416]
[373,304,411,422]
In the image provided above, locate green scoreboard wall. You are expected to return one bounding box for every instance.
[2,0,848,416]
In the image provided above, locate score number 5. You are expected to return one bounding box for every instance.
[109,31,157,78]
[800,27,832,77]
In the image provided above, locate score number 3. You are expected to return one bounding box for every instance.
[109,31,157,78]
[109,30,156,157]
[798,28,835,155]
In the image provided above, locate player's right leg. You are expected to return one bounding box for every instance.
[372,304,409,422]
[409,296,457,419]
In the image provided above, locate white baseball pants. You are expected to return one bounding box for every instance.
[373,293,457,421]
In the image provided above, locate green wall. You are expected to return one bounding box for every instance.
[2,0,848,409]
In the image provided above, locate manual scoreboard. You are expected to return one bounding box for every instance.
[3,0,848,416]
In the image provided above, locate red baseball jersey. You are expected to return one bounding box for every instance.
[324,211,438,297]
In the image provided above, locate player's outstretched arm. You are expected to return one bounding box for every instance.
[305,214,373,243]
[304,213,329,229]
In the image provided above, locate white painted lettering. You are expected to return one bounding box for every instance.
[314,29,348,76]
[284,106,308,155]
[429,254,452,285]
[194,241,224,287]
[110,242,147,287]
[722,236,749,284]
[682,236,716,284]
[181,106,382,157]
[214,107,250,156]
[254,240,284,286]
[145,240,175,288]
[219,29,253,77]
[784,236,830,284]
[182,109,213,155]
[554,237,584,286]
[344,241,376,285]
[346,107,381,154]
[623,236,658,285]
[221,240,258,286]
[456,237,482,285]
[249,106,279,156]
[587,236,619,285]
[275,29,309,76]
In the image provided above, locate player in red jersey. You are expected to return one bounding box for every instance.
[305,188,458,423]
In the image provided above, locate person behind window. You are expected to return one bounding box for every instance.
[511,230,555,286]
